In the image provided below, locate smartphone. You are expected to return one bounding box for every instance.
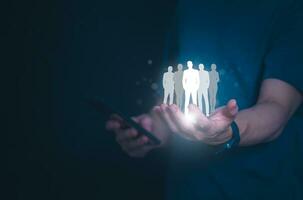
[87,98,161,145]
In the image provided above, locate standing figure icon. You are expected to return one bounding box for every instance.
[182,61,200,115]
[209,64,220,113]
[163,66,175,105]
[174,64,184,110]
[198,64,210,116]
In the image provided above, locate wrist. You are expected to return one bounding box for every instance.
[223,126,233,143]
[215,121,241,154]
[206,127,233,145]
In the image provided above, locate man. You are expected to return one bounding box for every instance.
[174,64,184,110]
[182,61,200,115]
[197,64,210,116]
[106,0,303,199]
[162,66,174,105]
[209,63,220,113]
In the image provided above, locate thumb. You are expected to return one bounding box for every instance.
[222,99,238,119]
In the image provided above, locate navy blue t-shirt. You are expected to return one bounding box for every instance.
[165,0,303,199]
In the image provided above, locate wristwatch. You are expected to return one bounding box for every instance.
[215,121,240,155]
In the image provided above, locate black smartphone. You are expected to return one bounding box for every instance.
[88,98,161,145]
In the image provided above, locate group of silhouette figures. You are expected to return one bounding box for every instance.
[163,61,220,116]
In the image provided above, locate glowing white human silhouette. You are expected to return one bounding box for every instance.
[183,61,200,115]
[198,64,210,116]
[174,64,184,109]
[163,66,175,105]
[209,64,220,113]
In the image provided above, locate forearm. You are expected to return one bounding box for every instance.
[235,101,289,146]
[235,79,302,146]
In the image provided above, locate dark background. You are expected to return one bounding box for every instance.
[6,0,178,199]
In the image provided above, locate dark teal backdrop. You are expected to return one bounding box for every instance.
[7,0,177,199]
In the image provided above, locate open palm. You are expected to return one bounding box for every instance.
[158,99,238,145]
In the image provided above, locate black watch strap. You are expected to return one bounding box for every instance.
[215,121,240,155]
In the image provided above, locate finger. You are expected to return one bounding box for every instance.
[110,114,129,128]
[150,105,165,131]
[150,105,162,124]
[137,114,153,132]
[127,145,155,158]
[158,104,179,133]
[151,105,163,119]
[105,120,121,131]
[121,135,149,152]
[116,128,138,143]
[131,115,142,123]
[110,114,123,122]
[121,136,149,153]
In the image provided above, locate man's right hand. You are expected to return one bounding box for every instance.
[105,106,172,158]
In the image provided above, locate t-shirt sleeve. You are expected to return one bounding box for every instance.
[264,1,303,93]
